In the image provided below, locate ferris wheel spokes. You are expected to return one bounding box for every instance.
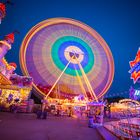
[74,54,98,102]
[45,56,74,99]
[74,66,89,101]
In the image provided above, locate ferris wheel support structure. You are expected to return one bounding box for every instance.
[74,67,89,101]
[45,56,74,99]
[75,57,98,102]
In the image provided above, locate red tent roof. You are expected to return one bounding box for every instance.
[4,32,14,44]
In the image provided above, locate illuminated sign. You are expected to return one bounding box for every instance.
[135,90,140,96]
[129,48,140,83]
[134,90,140,100]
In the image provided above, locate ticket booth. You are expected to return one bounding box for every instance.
[87,102,104,127]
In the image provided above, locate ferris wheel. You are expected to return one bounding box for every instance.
[19,18,114,101]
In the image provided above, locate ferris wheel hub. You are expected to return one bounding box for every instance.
[64,46,84,64]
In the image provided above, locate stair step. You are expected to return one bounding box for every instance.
[97,126,119,140]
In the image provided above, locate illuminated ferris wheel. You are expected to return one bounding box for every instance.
[19,18,114,101]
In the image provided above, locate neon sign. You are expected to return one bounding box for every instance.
[135,90,140,96]
[129,48,140,83]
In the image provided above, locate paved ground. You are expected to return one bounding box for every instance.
[0,112,103,140]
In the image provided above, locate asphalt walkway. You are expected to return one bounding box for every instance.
[0,112,103,140]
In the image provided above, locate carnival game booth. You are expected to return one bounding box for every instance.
[47,98,73,117]
[0,73,33,113]
[62,102,87,118]
[46,97,88,117]
[87,102,104,127]
[47,98,68,116]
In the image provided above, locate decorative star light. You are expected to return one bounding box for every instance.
[129,48,140,84]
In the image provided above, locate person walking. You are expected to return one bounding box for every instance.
[42,106,48,119]
[36,106,42,119]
